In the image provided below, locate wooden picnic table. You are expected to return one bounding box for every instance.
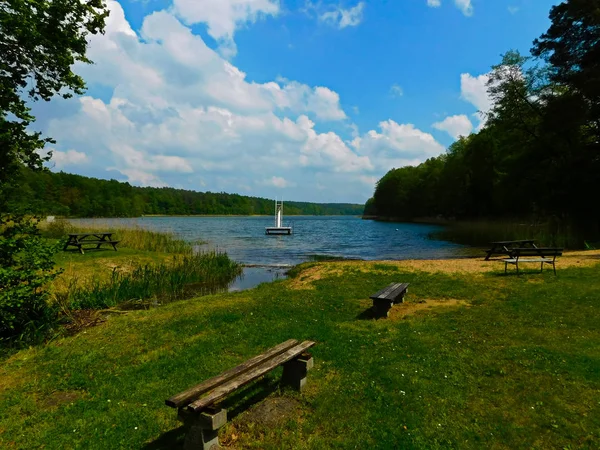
[484,239,537,260]
[63,232,120,255]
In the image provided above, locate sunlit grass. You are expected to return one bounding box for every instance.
[1,259,599,449]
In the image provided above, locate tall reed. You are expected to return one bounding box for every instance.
[41,219,192,253]
[66,251,242,309]
[431,219,594,249]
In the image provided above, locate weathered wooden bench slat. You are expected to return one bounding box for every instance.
[386,283,409,300]
[370,282,409,300]
[371,282,402,299]
[186,340,315,413]
[166,339,299,408]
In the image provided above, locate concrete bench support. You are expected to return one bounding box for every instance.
[179,407,227,450]
[282,352,314,392]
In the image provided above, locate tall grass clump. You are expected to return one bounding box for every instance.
[431,219,594,249]
[41,219,193,253]
[66,251,242,309]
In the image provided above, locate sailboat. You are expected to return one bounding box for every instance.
[265,198,292,235]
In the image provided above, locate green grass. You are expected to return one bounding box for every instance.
[1,261,599,449]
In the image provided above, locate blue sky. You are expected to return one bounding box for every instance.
[37,0,560,203]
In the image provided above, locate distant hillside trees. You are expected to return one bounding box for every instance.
[5,168,364,217]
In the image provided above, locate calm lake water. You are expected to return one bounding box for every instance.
[72,216,471,290]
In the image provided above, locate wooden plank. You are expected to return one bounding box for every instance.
[187,341,316,413]
[166,339,299,408]
[512,248,562,257]
[376,283,400,299]
[371,283,409,301]
[490,240,534,245]
[386,283,409,300]
[371,283,400,300]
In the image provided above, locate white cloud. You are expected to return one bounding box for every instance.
[426,0,472,15]
[460,72,493,128]
[390,84,404,98]
[454,0,473,16]
[508,6,520,14]
[432,114,473,139]
[171,0,279,57]
[268,176,294,188]
[357,120,446,170]
[38,0,450,202]
[320,2,365,29]
[50,149,88,168]
[117,169,169,187]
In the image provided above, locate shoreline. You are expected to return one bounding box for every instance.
[297,249,600,275]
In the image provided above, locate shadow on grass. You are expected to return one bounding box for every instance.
[143,426,186,450]
[355,307,384,321]
[142,378,280,450]
[62,248,118,255]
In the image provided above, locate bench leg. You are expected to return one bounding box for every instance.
[553,262,556,276]
[282,352,313,392]
[372,299,393,318]
[179,408,227,450]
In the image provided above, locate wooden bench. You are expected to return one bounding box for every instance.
[503,247,563,275]
[369,282,409,317]
[485,240,537,260]
[165,339,315,450]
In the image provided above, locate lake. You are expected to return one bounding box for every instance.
[72,216,472,290]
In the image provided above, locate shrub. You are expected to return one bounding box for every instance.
[0,215,62,345]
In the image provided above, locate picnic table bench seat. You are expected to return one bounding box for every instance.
[503,247,563,275]
[165,339,315,450]
[369,282,409,317]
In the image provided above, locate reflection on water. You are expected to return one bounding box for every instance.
[229,267,289,292]
[71,216,469,291]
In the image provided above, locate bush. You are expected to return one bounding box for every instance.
[0,215,62,345]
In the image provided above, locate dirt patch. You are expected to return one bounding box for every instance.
[239,396,301,427]
[389,299,469,320]
[222,397,302,448]
[62,310,107,335]
[40,390,85,409]
[286,250,600,289]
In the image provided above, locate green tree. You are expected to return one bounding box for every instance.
[531,0,600,142]
[0,0,108,192]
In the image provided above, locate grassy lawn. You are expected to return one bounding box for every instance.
[1,260,599,449]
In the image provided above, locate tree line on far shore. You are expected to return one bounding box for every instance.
[364,1,600,239]
[4,168,364,217]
